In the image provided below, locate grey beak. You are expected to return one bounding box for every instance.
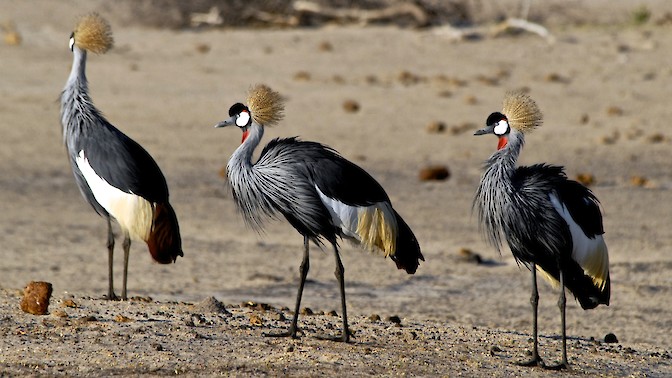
[214,115,237,128]
[474,124,494,136]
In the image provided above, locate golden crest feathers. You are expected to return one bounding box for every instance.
[502,90,543,133]
[246,84,285,127]
[73,13,113,54]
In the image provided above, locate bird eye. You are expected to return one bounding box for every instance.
[493,120,509,136]
[236,111,251,127]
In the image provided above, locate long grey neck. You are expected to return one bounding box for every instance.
[60,47,93,144]
[483,130,524,182]
[228,122,264,171]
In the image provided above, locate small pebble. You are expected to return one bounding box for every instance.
[630,176,648,187]
[457,248,483,264]
[369,314,381,322]
[249,314,264,326]
[606,106,624,116]
[293,71,311,81]
[576,173,595,187]
[195,43,210,54]
[300,307,313,315]
[604,333,618,343]
[152,343,164,351]
[388,315,402,324]
[61,299,77,308]
[425,121,446,134]
[342,100,360,113]
[646,133,665,143]
[464,95,478,105]
[114,314,132,323]
[419,166,450,182]
[318,41,333,52]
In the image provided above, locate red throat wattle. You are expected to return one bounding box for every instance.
[497,136,508,150]
[241,129,250,143]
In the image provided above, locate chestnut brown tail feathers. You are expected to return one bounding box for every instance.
[390,210,424,274]
[147,202,183,264]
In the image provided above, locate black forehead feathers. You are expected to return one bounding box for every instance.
[229,103,249,117]
[486,112,507,126]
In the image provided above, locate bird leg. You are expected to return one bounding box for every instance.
[545,269,569,370]
[518,263,544,367]
[264,236,310,339]
[104,217,119,301]
[317,244,350,343]
[121,233,131,301]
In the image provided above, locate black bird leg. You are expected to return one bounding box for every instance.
[121,233,131,301]
[518,263,544,367]
[105,217,119,301]
[265,236,310,339]
[545,269,570,370]
[317,244,350,343]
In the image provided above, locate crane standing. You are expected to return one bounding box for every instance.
[473,91,610,369]
[60,13,183,300]
[215,84,423,342]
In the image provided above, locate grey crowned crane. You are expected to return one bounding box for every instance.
[473,91,610,369]
[215,84,423,342]
[60,14,183,300]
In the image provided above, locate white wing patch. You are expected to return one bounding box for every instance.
[549,193,609,289]
[76,150,153,241]
[316,186,360,241]
[315,185,397,256]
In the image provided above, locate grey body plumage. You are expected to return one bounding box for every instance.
[474,92,609,369]
[60,14,182,300]
[216,85,422,342]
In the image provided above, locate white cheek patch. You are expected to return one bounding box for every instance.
[494,120,509,136]
[69,37,75,51]
[236,111,251,127]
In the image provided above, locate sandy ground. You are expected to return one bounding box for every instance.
[1,1,672,376]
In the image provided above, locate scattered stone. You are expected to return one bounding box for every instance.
[606,106,624,116]
[300,307,313,315]
[450,122,476,135]
[342,100,360,113]
[195,43,210,54]
[294,71,311,81]
[580,114,590,125]
[475,74,498,86]
[114,314,133,323]
[61,299,77,308]
[365,75,379,84]
[152,343,164,351]
[286,346,295,352]
[425,121,446,134]
[646,133,666,143]
[332,75,346,84]
[419,166,450,181]
[52,309,68,318]
[318,41,333,51]
[195,296,230,314]
[20,281,53,315]
[599,131,620,145]
[457,248,483,264]
[242,301,273,311]
[369,314,381,322]
[630,176,648,187]
[77,315,97,324]
[437,90,452,98]
[272,312,286,321]
[397,70,423,85]
[388,315,402,324]
[325,310,338,317]
[604,333,618,343]
[544,73,568,83]
[250,313,264,326]
[464,95,478,105]
[576,173,595,187]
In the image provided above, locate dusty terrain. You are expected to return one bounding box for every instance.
[1,1,671,376]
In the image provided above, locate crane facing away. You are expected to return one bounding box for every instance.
[60,13,183,300]
[473,91,610,369]
[215,84,423,342]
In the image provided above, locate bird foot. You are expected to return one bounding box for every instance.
[103,293,120,301]
[516,355,545,368]
[543,361,569,370]
[315,329,353,343]
[263,329,301,339]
